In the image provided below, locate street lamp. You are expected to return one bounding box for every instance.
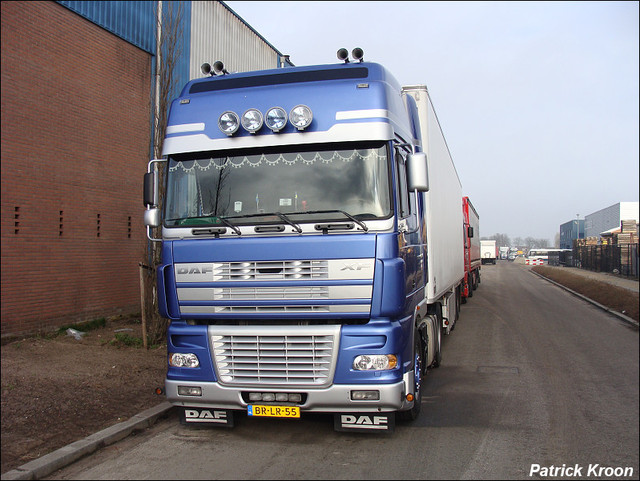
[574,214,579,268]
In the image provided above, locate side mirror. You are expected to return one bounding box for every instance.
[468,226,474,238]
[144,208,161,228]
[143,172,157,207]
[407,152,429,192]
[143,159,167,242]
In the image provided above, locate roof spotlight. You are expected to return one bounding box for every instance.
[241,108,263,133]
[265,107,288,132]
[218,111,240,136]
[337,48,349,63]
[352,47,364,62]
[213,60,228,75]
[289,105,312,130]
[201,62,214,76]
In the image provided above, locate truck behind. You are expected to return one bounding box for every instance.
[481,239,497,264]
[462,196,481,301]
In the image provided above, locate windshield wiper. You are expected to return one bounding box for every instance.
[217,216,242,235]
[168,215,242,236]
[223,211,302,233]
[273,212,302,233]
[304,210,369,232]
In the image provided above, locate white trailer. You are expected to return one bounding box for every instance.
[402,86,465,335]
[481,240,497,264]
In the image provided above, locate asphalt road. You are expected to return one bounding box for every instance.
[48,262,639,480]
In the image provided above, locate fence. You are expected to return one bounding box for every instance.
[548,250,573,267]
[563,244,639,279]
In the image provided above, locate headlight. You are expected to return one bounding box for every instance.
[353,354,397,371]
[265,107,288,132]
[241,108,263,133]
[218,111,240,136]
[169,353,200,368]
[289,104,312,130]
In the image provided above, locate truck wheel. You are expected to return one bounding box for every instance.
[397,334,423,421]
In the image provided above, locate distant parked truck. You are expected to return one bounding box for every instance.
[462,196,481,302]
[499,246,509,260]
[481,240,497,264]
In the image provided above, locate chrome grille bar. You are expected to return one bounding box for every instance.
[209,325,340,386]
[213,260,329,281]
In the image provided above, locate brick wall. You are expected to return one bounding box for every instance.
[1,1,152,337]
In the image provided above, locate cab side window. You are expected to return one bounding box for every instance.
[396,149,410,218]
[395,148,417,220]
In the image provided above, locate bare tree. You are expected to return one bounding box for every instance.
[201,164,232,216]
[523,237,550,249]
[153,1,183,160]
[142,0,184,346]
[488,233,511,248]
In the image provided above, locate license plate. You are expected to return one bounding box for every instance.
[248,405,300,418]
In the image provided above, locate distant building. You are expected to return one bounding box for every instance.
[584,202,639,238]
[559,219,584,249]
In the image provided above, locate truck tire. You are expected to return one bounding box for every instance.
[397,333,423,421]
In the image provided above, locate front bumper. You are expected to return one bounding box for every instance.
[165,373,413,413]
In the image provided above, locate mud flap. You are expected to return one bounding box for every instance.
[180,407,235,427]
[333,413,395,433]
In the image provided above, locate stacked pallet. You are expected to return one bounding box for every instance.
[573,237,599,247]
[616,219,638,245]
[616,220,638,276]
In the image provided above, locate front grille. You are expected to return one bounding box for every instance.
[209,326,339,386]
[213,260,329,281]
[213,286,330,300]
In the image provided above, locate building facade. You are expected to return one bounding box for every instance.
[559,219,584,249]
[1,1,288,337]
[584,202,639,238]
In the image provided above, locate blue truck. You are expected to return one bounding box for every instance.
[143,49,465,432]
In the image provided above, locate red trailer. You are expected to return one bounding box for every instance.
[462,196,481,302]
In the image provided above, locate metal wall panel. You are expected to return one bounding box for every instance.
[58,1,157,53]
[189,1,286,81]
[585,202,638,237]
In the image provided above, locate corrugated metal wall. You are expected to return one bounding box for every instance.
[58,1,288,89]
[189,1,285,80]
[58,1,157,53]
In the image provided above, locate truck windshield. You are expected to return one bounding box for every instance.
[164,142,391,227]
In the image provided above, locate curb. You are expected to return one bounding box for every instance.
[529,270,639,329]
[1,402,174,480]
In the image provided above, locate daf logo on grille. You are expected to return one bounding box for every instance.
[340,262,370,271]
[177,265,213,275]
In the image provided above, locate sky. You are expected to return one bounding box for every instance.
[224,1,639,244]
